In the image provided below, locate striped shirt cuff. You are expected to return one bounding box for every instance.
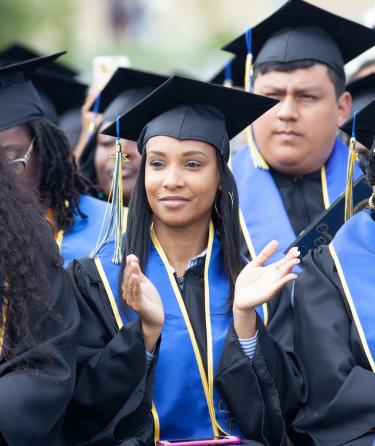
[239,331,258,362]
[146,349,155,368]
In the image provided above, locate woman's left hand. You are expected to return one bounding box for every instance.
[234,240,300,312]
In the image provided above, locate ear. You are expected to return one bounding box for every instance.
[337,91,352,127]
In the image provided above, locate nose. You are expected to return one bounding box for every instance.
[277,94,298,122]
[162,165,184,190]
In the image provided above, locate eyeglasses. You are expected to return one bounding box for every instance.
[6,139,34,174]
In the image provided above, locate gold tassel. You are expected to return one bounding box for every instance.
[244,53,268,170]
[344,136,358,222]
[90,119,127,264]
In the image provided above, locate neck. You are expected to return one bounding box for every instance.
[153,217,210,277]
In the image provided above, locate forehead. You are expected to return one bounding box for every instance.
[254,64,333,91]
[146,135,216,155]
[0,124,31,146]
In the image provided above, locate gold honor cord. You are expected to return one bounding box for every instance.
[320,165,330,210]
[93,256,161,443]
[150,223,223,437]
[55,230,64,250]
[328,244,375,372]
[238,210,269,327]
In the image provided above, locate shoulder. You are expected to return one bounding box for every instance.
[78,194,108,213]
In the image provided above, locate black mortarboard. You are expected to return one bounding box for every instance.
[89,67,169,115]
[102,75,278,163]
[285,175,372,257]
[222,0,375,80]
[341,99,375,150]
[0,52,66,132]
[31,70,88,116]
[209,55,246,88]
[0,43,77,77]
[346,73,375,116]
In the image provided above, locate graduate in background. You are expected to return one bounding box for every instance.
[293,100,375,445]
[217,0,374,265]
[0,54,110,267]
[0,159,79,445]
[64,76,303,446]
[79,67,167,205]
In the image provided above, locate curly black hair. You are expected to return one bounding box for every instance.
[0,160,62,361]
[28,119,95,232]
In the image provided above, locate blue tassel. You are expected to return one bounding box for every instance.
[87,93,102,137]
[224,60,233,87]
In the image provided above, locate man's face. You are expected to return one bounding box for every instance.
[252,63,351,176]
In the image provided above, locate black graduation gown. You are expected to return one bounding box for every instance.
[64,256,303,446]
[0,263,79,446]
[292,245,375,446]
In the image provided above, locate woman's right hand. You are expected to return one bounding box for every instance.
[122,254,164,352]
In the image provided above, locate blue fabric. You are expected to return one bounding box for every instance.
[331,209,375,361]
[61,194,108,267]
[232,138,362,266]
[97,230,265,439]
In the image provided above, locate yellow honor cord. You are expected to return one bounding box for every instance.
[244,53,269,170]
[344,137,358,222]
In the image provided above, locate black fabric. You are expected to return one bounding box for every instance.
[64,255,303,445]
[102,75,278,163]
[90,67,168,114]
[293,245,375,445]
[0,52,65,131]
[0,262,79,445]
[346,73,375,116]
[270,168,325,237]
[222,0,375,68]
[341,99,375,150]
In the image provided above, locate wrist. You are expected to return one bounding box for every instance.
[233,306,257,339]
[141,320,162,353]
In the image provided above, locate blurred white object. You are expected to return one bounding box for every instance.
[92,55,130,92]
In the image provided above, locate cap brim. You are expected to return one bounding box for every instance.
[341,99,375,149]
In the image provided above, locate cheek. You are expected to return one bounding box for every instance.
[253,109,276,140]
[94,146,110,172]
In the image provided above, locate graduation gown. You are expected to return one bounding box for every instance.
[0,262,79,445]
[64,227,303,446]
[292,210,375,446]
[58,194,109,267]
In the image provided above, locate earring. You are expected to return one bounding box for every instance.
[369,194,375,210]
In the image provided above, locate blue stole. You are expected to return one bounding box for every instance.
[95,223,265,440]
[232,138,362,265]
[60,194,108,267]
[329,209,375,372]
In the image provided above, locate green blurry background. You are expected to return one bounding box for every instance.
[1,0,374,82]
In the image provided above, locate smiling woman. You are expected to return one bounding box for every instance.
[64,76,302,446]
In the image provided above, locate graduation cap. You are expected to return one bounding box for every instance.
[222,0,375,81]
[0,42,77,77]
[285,175,372,257]
[0,52,66,132]
[346,73,375,117]
[89,67,169,117]
[102,75,278,161]
[96,75,278,264]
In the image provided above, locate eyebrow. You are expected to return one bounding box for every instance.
[148,150,208,157]
[0,144,22,151]
[260,84,324,94]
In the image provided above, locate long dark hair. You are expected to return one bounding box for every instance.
[28,119,94,232]
[0,160,61,361]
[122,146,246,304]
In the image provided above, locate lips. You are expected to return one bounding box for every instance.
[159,196,190,202]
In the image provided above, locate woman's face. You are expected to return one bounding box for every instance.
[94,122,142,205]
[145,135,220,229]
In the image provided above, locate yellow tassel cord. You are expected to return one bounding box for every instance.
[244,53,269,170]
[344,136,358,222]
[90,135,127,264]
